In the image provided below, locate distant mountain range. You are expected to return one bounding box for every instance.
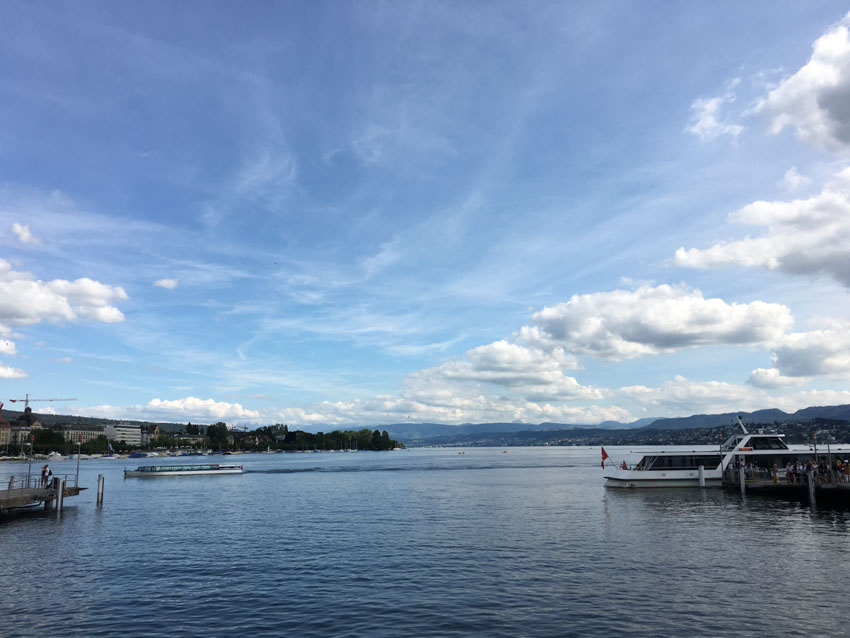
[370,404,850,443]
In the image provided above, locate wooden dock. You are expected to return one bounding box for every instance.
[0,478,86,513]
[722,475,850,506]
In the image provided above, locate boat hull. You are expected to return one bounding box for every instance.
[605,476,723,488]
[604,468,722,488]
[124,464,243,477]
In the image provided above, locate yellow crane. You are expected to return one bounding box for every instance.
[9,394,76,410]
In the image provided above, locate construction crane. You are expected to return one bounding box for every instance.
[9,394,76,410]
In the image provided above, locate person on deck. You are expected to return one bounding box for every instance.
[41,464,52,487]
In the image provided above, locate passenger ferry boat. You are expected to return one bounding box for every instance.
[604,417,850,488]
[124,463,243,477]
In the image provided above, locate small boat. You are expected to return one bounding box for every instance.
[128,452,148,458]
[124,463,244,477]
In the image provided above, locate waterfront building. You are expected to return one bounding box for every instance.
[10,425,32,446]
[104,423,142,447]
[0,422,10,448]
[140,424,161,447]
[51,423,105,443]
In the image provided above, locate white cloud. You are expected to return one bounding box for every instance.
[519,284,792,359]
[85,396,260,422]
[154,278,179,289]
[674,170,850,286]
[146,397,260,420]
[780,166,812,192]
[757,12,850,152]
[770,318,850,377]
[619,375,766,414]
[12,222,41,245]
[406,340,600,402]
[0,259,128,333]
[265,393,631,427]
[0,361,27,379]
[0,339,16,355]
[686,82,744,142]
[747,367,810,389]
[55,356,73,364]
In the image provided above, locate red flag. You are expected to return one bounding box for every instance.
[601,446,609,469]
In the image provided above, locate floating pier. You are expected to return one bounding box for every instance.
[0,474,86,514]
[722,470,850,506]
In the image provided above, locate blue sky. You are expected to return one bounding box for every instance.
[2,1,850,427]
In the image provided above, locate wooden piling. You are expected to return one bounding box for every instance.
[55,477,65,512]
[96,474,104,507]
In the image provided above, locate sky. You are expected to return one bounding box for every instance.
[2,1,850,428]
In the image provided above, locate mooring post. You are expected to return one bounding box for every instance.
[738,461,746,495]
[96,474,104,507]
[8,475,16,490]
[698,465,705,488]
[807,470,816,505]
[55,477,65,512]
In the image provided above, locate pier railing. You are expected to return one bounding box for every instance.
[723,465,850,486]
[3,472,78,493]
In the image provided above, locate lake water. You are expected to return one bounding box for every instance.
[2,446,849,637]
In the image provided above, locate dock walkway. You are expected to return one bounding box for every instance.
[0,475,85,513]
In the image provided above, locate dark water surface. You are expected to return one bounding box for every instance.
[2,447,849,637]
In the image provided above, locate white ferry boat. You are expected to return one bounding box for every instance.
[124,463,243,477]
[604,417,850,488]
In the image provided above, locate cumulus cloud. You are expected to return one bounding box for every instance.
[153,278,179,289]
[619,375,767,414]
[266,393,631,427]
[85,396,260,422]
[0,339,16,355]
[780,166,812,192]
[146,397,260,420]
[407,340,600,402]
[0,259,128,334]
[757,12,850,152]
[747,367,811,389]
[12,222,41,245]
[519,284,792,359]
[674,171,850,286]
[0,361,27,379]
[770,319,850,377]
[686,81,744,142]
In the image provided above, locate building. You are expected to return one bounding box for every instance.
[104,423,142,447]
[51,424,105,444]
[140,424,161,447]
[0,422,10,449]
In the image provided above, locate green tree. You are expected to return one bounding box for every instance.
[33,428,69,454]
[207,422,229,449]
[82,435,108,454]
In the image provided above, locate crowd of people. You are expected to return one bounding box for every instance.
[781,459,850,484]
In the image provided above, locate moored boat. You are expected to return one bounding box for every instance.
[124,463,243,477]
[604,417,850,488]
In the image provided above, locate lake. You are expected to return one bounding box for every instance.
[2,447,848,636]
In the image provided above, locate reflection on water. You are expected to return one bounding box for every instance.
[2,447,848,637]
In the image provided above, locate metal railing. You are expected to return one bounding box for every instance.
[724,465,850,486]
